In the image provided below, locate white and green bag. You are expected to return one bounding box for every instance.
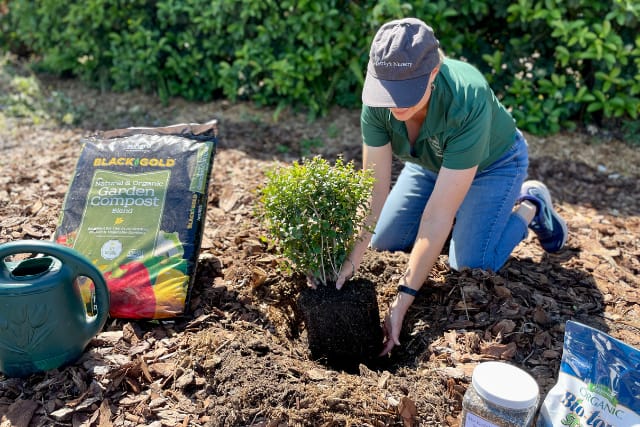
[537,320,640,426]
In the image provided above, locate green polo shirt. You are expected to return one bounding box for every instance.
[361,58,517,172]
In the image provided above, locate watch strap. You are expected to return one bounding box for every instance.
[398,284,419,297]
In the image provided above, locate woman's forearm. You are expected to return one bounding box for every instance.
[348,143,392,268]
[402,216,454,292]
[400,166,476,292]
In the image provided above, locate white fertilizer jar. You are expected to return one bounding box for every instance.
[461,361,540,427]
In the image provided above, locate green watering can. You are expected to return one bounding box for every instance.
[0,240,110,377]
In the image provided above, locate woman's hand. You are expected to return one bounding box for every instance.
[380,292,414,356]
[380,312,402,356]
[335,260,356,290]
[306,275,319,289]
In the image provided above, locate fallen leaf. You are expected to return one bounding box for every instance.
[306,368,329,381]
[491,319,516,336]
[398,396,417,427]
[0,399,38,427]
[533,306,552,325]
[479,342,518,360]
[98,399,113,427]
[493,285,512,298]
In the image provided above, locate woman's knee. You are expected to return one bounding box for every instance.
[370,230,412,252]
[370,232,395,251]
[448,243,506,272]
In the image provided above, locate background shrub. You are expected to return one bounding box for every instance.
[2,0,638,138]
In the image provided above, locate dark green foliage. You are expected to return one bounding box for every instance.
[2,0,639,136]
[489,0,640,136]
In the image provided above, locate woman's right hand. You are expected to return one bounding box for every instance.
[335,259,356,290]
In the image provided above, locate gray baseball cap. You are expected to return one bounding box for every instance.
[362,18,440,108]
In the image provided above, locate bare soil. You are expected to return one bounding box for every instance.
[0,76,639,427]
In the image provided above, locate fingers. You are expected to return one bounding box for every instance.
[379,339,395,356]
[380,332,400,356]
[306,275,317,289]
[379,314,400,356]
[336,263,355,290]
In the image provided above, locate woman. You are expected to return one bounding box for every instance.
[335,17,568,356]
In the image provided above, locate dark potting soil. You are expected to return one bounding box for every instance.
[297,277,384,373]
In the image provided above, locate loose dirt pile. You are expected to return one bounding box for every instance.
[0,77,638,426]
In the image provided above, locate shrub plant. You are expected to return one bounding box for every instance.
[257,156,374,287]
[0,53,79,125]
[3,0,638,138]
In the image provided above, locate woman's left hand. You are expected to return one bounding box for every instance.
[379,293,412,356]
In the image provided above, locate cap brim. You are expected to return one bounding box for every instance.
[362,72,429,108]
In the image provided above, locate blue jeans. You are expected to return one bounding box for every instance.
[370,131,530,272]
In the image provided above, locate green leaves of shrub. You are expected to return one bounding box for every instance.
[0,54,81,125]
[257,157,374,287]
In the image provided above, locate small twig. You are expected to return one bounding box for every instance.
[459,285,470,320]
[249,409,264,425]
[124,412,145,423]
[522,348,536,363]
[213,339,232,354]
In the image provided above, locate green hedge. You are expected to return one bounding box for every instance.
[2,0,638,136]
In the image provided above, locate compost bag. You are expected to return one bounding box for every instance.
[536,320,640,426]
[54,120,217,319]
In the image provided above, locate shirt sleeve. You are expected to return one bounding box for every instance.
[360,105,391,147]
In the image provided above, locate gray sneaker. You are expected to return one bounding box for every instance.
[518,180,568,253]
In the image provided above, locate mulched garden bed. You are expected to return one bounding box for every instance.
[0,76,638,426]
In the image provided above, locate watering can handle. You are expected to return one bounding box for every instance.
[0,240,110,337]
